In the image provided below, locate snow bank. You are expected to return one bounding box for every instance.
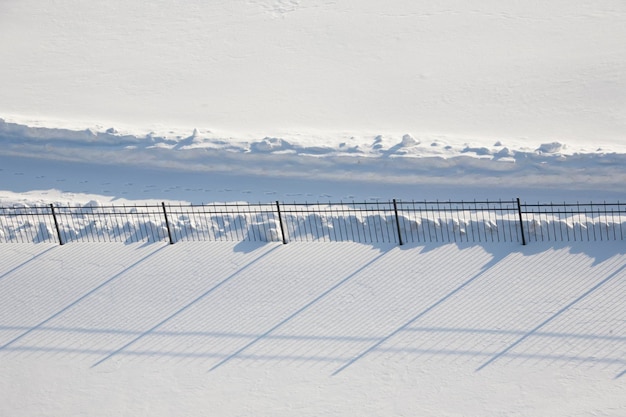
[3,119,626,202]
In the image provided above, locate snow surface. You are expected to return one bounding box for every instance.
[1,0,626,204]
[2,0,626,142]
[1,0,626,415]
[1,241,625,416]
[2,118,626,205]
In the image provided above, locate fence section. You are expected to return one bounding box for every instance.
[0,199,624,245]
[397,200,521,244]
[52,204,171,244]
[0,205,60,244]
[0,203,284,244]
[165,202,281,243]
[521,201,626,243]
[277,200,520,244]
[279,201,399,244]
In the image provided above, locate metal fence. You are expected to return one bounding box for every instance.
[520,201,626,243]
[280,200,521,244]
[1,200,625,245]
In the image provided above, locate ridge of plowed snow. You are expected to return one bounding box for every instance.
[2,118,626,206]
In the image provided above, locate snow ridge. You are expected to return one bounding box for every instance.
[2,118,626,194]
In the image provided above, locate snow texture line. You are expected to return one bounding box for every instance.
[0,325,386,342]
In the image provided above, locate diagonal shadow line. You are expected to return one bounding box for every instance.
[477,263,626,372]
[616,369,626,379]
[0,245,168,351]
[332,255,502,375]
[0,246,57,283]
[209,250,391,372]
[91,245,281,368]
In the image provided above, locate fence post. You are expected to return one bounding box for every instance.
[393,199,403,246]
[516,198,526,245]
[49,204,64,245]
[276,201,288,244]
[161,202,174,244]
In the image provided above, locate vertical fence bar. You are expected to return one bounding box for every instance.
[49,204,64,245]
[161,202,174,244]
[393,199,403,246]
[516,198,526,245]
[276,201,288,244]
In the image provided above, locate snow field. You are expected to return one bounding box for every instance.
[0,241,624,416]
[1,0,626,414]
[2,1,626,142]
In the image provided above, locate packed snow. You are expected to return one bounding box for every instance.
[1,0,625,416]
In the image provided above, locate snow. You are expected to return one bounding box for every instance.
[1,0,626,415]
[2,119,626,205]
[1,242,625,416]
[2,1,626,143]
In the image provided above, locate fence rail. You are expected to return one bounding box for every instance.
[1,200,625,245]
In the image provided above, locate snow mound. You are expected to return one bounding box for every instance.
[2,119,626,204]
[400,134,419,147]
[250,137,294,153]
[537,142,565,154]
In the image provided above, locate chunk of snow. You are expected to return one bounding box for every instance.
[400,134,419,147]
[537,142,564,154]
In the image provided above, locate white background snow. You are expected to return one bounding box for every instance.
[1,0,625,416]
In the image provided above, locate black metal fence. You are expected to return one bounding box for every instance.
[0,200,625,245]
[520,201,625,243]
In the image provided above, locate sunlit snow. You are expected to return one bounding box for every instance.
[1,1,625,416]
